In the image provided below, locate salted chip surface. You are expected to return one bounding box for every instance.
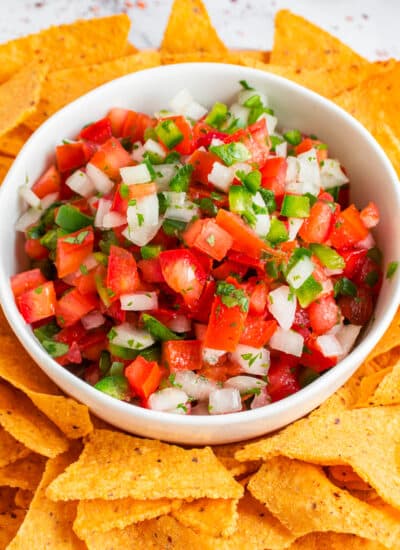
[249,457,400,547]
[7,446,85,550]
[0,14,131,83]
[46,429,243,501]
[0,381,68,457]
[24,51,161,130]
[172,497,238,538]
[0,427,30,468]
[0,454,46,491]
[161,0,227,54]
[74,497,174,539]
[0,125,31,156]
[0,509,26,549]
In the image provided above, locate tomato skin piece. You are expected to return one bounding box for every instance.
[162,340,202,372]
[239,317,277,347]
[125,356,163,400]
[295,138,328,162]
[121,111,155,142]
[204,296,247,352]
[159,249,206,307]
[225,119,270,167]
[353,256,382,294]
[56,142,92,173]
[188,149,221,187]
[79,117,113,144]
[340,249,368,279]
[299,201,333,244]
[248,280,269,316]
[162,115,194,155]
[17,281,56,324]
[260,157,287,197]
[24,238,49,261]
[267,356,301,401]
[55,226,94,279]
[56,289,98,327]
[300,335,337,372]
[138,258,165,284]
[31,164,61,198]
[55,322,87,346]
[74,270,98,295]
[106,245,139,299]
[212,260,248,281]
[360,201,379,229]
[308,295,340,335]
[187,280,215,324]
[196,130,227,149]
[107,108,129,137]
[89,137,134,181]
[329,204,369,249]
[183,218,233,261]
[338,287,374,326]
[11,268,47,298]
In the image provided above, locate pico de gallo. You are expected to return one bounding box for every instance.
[11,81,384,415]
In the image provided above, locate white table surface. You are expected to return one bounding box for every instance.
[0,0,398,61]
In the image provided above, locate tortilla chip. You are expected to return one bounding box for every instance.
[368,360,400,406]
[0,381,69,457]
[290,532,387,550]
[212,442,261,477]
[248,457,400,547]
[0,125,31,157]
[73,497,175,539]
[271,10,368,70]
[0,335,92,439]
[7,446,85,550]
[0,427,30,468]
[24,51,161,130]
[0,487,18,513]
[0,510,26,549]
[233,50,270,63]
[161,0,227,55]
[237,406,400,510]
[173,497,238,538]
[46,429,243,501]
[366,308,400,361]
[0,454,46,491]
[14,489,34,510]
[0,154,13,183]
[353,367,394,407]
[374,122,400,177]
[328,465,366,484]
[0,14,131,83]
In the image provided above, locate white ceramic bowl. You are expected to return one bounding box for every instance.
[0,63,399,445]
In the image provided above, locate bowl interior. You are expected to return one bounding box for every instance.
[0,63,399,445]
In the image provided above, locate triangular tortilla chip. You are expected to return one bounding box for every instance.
[366,307,400,361]
[0,454,46,491]
[369,360,400,406]
[0,14,131,83]
[161,0,227,54]
[0,125,31,157]
[0,427,30,468]
[172,497,238,538]
[374,122,400,177]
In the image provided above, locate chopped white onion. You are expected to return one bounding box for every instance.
[164,201,198,223]
[202,347,226,364]
[269,327,304,357]
[252,192,271,237]
[168,88,207,120]
[15,208,42,232]
[230,344,270,376]
[86,162,114,194]
[123,218,163,247]
[275,140,288,158]
[355,233,375,250]
[208,388,242,415]
[154,164,180,191]
[250,387,271,409]
[40,192,60,210]
[296,148,321,195]
[81,311,106,330]
[288,218,304,241]
[224,375,266,395]
[258,113,278,134]
[66,169,95,198]
[120,291,158,311]
[233,162,252,177]
[127,193,159,230]
[167,315,191,333]
[336,324,362,357]
[208,162,234,192]
[238,89,268,107]
[120,164,152,185]
[229,103,250,127]
[132,142,145,162]
[286,256,315,289]
[285,156,299,187]
[148,388,189,412]
[143,138,166,159]
[320,159,349,189]
[110,322,155,350]
[267,285,297,330]
[174,371,217,401]
[163,192,186,207]
[94,198,112,228]
[316,334,343,358]
[19,185,41,209]
[102,211,126,229]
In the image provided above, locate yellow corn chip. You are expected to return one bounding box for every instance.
[73,497,174,538]
[24,51,161,130]
[374,122,400,177]
[0,334,92,439]
[0,62,47,138]
[0,427,30,468]
[353,367,393,407]
[0,153,13,183]
[161,0,227,55]
[290,532,386,550]
[0,454,46,491]
[0,14,131,83]
[213,441,261,477]
[368,359,400,406]
[366,307,400,361]
[14,488,34,510]
[328,465,366,484]
[249,457,400,547]
[172,497,238,538]
[0,487,18,512]
[0,125,31,157]
[7,446,85,550]
[0,381,69,457]
[0,510,26,549]
[161,51,268,67]
[46,429,243,501]
[237,407,400,510]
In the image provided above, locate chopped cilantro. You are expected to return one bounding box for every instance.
[386,261,399,279]
[216,281,249,313]
[239,80,254,91]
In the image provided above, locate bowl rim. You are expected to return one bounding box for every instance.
[1,62,400,430]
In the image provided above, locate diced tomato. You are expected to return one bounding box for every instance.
[198,361,242,383]
[299,201,333,244]
[188,280,215,324]
[55,322,87,346]
[56,289,98,327]
[84,364,101,385]
[74,270,97,295]
[247,280,269,315]
[360,201,379,229]
[31,164,61,198]
[188,185,228,209]
[184,218,233,261]
[196,130,227,149]
[192,120,215,143]
[261,157,287,197]
[56,142,92,173]
[17,281,56,324]
[24,238,49,261]
[125,356,163,400]
[338,286,373,326]
[162,340,202,372]
[204,296,247,352]
[89,137,133,181]
[228,250,265,271]
[329,204,369,249]
[225,118,270,167]
[111,183,128,215]
[106,245,139,299]
[353,256,381,294]
[295,138,328,162]
[301,335,337,372]
[106,300,127,324]
[121,111,155,142]
[79,117,113,144]
[159,249,206,307]
[308,295,340,335]
[212,260,248,281]
[163,115,194,155]
[267,355,301,401]
[341,249,368,279]
[11,268,47,298]
[128,182,157,199]
[188,149,221,187]
[107,108,129,137]
[55,226,94,278]
[137,258,165,284]
[240,317,277,347]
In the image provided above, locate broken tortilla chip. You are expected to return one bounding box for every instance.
[0,125,31,157]
[353,367,394,407]
[366,308,400,361]
[0,509,26,549]
[46,429,243,502]
[248,457,400,547]
[0,427,30,468]
[368,359,400,406]
[212,441,261,478]
[172,497,238,538]
[0,454,46,491]
[14,488,34,510]
[161,0,227,55]
[290,532,387,550]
